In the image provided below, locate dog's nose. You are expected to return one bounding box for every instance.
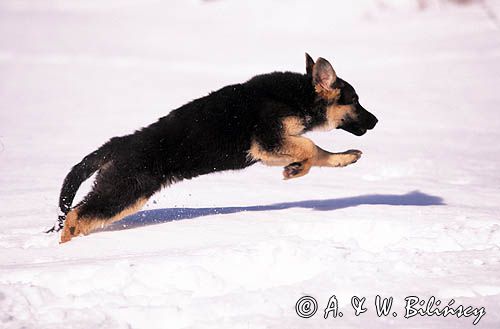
[367,115,378,130]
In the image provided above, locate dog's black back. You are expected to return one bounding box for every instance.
[111,72,321,180]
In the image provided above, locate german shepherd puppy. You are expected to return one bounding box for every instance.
[52,54,377,243]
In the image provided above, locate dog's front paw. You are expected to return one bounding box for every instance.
[344,149,362,163]
[344,149,362,157]
[283,162,302,179]
[283,161,311,180]
[332,149,362,167]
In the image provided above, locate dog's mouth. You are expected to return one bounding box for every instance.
[340,107,378,136]
[342,125,367,136]
[340,114,378,136]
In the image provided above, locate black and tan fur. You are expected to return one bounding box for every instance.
[55,54,378,243]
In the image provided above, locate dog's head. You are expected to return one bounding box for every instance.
[306,53,378,136]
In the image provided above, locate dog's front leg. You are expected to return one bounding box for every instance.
[249,136,318,179]
[283,148,362,179]
[314,148,362,167]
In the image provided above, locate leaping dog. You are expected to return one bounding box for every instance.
[52,53,378,243]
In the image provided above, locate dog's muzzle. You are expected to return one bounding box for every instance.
[340,106,378,136]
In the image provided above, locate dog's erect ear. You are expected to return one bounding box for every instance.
[305,52,315,76]
[312,57,337,90]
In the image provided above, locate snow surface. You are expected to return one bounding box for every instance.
[1,0,500,328]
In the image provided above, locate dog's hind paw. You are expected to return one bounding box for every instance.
[60,210,80,244]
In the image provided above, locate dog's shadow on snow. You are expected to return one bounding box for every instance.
[104,190,444,232]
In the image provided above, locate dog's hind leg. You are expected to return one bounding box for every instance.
[61,198,148,243]
[60,169,159,243]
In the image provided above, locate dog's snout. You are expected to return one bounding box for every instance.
[361,109,377,130]
[368,116,378,130]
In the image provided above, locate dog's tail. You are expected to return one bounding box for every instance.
[59,144,114,214]
[46,139,116,233]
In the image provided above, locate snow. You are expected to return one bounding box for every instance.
[1,0,500,328]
